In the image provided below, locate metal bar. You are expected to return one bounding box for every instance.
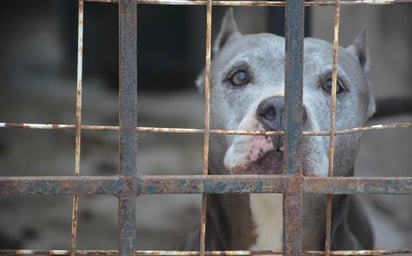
[0,176,124,196]
[200,195,207,255]
[304,177,412,194]
[325,197,333,254]
[142,175,291,194]
[199,0,213,252]
[70,0,84,254]
[118,0,138,254]
[4,248,412,255]
[85,0,412,6]
[328,0,341,178]
[325,0,341,254]
[284,0,305,177]
[1,121,412,136]
[284,0,305,254]
[2,176,412,196]
[283,183,304,255]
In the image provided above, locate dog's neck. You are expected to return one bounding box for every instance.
[206,193,258,249]
[206,163,355,250]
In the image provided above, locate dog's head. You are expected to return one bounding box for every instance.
[196,9,375,177]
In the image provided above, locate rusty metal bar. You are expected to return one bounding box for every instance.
[283,181,304,255]
[199,0,213,253]
[325,0,341,254]
[283,0,305,254]
[328,0,341,178]
[0,176,123,196]
[118,0,138,254]
[284,0,304,176]
[304,176,412,194]
[1,121,412,136]
[3,248,412,255]
[70,0,84,254]
[325,198,333,254]
[85,0,412,6]
[2,176,412,196]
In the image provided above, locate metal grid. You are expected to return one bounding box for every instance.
[1,0,412,255]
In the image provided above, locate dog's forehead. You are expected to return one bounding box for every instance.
[217,34,357,67]
[304,37,334,50]
[304,38,359,67]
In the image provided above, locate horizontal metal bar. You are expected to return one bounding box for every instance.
[304,177,412,194]
[1,122,411,136]
[0,122,118,131]
[142,175,291,194]
[2,176,412,196]
[1,248,412,256]
[84,0,412,6]
[0,176,124,196]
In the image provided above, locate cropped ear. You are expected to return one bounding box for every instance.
[196,9,240,92]
[346,28,369,71]
[347,28,375,118]
[367,93,376,119]
[213,8,241,55]
[195,69,205,92]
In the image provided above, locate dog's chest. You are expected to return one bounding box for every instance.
[249,193,283,250]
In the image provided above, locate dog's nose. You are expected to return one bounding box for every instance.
[257,96,308,131]
[256,96,284,131]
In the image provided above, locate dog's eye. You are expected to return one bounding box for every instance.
[229,70,250,86]
[322,79,344,94]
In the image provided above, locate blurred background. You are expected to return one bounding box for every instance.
[0,0,411,252]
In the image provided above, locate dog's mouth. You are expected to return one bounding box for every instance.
[230,149,284,175]
[224,134,285,175]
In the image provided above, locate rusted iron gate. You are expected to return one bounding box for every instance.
[1,0,412,255]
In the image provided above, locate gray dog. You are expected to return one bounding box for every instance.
[185,9,375,251]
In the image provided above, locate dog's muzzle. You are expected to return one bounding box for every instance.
[224,96,313,175]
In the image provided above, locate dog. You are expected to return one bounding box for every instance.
[185,9,375,251]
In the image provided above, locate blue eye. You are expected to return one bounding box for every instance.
[229,70,250,86]
[322,79,344,94]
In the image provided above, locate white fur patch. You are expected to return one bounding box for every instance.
[250,193,283,250]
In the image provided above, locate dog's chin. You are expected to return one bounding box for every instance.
[230,150,283,175]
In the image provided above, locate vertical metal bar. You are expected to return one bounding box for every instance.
[202,0,212,176]
[199,0,213,254]
[284,0,305,255]
[325,1,341,254]
[70,0,84,254]
[328,0,341,185]
[118,0,138,254]
[324,194,333,255]
[284,1,304,177]
[283,186,303,255]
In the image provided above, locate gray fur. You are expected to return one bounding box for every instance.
[186,9,374,251]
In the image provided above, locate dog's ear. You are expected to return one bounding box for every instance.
[195,69,205,92]
[213,8,241,55]
[196,9,240,92]
[347,28,375,118]
[347,27,369,71]
[366,92,376,119]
